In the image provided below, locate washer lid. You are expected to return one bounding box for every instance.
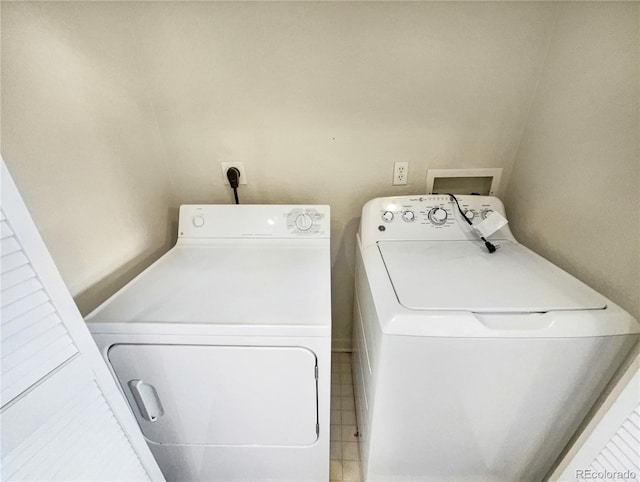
[378,240,607,312]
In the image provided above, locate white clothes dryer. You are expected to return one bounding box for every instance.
[353,194,639,482]
[86,204,331,482]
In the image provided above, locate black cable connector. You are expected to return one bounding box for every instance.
[484,240,497,253]
[444,192,497,254]
[226,167,241,204]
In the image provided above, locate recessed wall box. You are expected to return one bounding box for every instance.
[426,168,502,195]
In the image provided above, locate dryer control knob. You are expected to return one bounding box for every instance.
[402,210,415,222]
[428,208,448,225]
[295,214,313,231]
[481,209,494,220]
[464,210,475,220]
[382,211,394,222]
[192,215,205,227]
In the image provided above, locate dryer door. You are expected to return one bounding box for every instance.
[108,344,318,446]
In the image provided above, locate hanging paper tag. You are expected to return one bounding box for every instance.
[473,211,508,238]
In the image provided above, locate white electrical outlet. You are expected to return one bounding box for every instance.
[393,162,409,185]
[221,162,248,185]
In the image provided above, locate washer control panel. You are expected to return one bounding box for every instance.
[362,195,513,248]
[179,204,330,239]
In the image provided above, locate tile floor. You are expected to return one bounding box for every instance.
[330,352,361,482]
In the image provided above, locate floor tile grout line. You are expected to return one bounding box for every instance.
[330,354,361,481]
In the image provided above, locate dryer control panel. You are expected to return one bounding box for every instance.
[178,205,330,239]
[359,195,514,249]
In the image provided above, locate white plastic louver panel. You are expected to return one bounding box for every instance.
[1,364,151,482]
[553,356,640,482]
[1,211,79,407]
[1,159,164,481]
[584,405,640,478]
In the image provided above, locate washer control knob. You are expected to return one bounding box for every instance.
[402,210,415,222]
[481,209,494,220]
[192,215,205,227]
[295,214,313,231]
[464,210,475,220]
[382,211,394,222]
[428,208,448,225]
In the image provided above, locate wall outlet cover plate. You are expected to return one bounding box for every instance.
[220,162,248,185]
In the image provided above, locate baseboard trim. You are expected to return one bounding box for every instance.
[331,338,352,352]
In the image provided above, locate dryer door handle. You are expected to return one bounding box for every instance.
[128,379,164,422]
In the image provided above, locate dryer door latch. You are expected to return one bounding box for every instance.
[128,379,164,422]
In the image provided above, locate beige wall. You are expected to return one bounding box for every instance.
[1,2,177,314]
[11,2,636,350]
[125,1,557,349]
[504,2,640,320]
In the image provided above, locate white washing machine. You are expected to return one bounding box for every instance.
[352,195,640,482]
[86,204,331,482]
